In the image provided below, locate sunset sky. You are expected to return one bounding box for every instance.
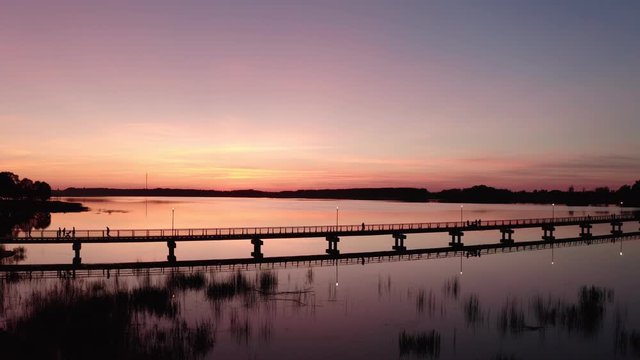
[2,1,639,191]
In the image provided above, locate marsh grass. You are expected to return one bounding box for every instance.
[398,329,441,358]
[167,271,206,291]
[0,280,212,360]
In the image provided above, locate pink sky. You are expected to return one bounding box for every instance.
[1,1,639,191]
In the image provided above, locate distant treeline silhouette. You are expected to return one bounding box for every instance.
[436,182,640,206]
[54,187,430,202]
[0,171,51,201]
[53,180,640,206]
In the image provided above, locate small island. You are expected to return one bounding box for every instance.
[0,171,87,213]
[1,172,87,259]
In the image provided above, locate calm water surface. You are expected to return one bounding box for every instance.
[1,197,639,359]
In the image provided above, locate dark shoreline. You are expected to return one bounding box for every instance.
[0,200,88,213]
[54,187,430,203]
[53,184,640,206]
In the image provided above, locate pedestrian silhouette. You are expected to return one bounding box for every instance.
[106,226,110,237]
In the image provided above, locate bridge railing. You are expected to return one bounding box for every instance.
[6,214,636,241]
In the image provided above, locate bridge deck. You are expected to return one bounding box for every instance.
[2,214,637,244]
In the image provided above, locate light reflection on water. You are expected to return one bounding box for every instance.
[1,240,640,359]
[2,198,640,359]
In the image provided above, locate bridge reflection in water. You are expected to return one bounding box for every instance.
[1,233,637,280]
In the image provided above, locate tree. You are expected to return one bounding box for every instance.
[0,172,19,199]
[34,181,52,201]
[19,178,34,199]
[0,172,51,200]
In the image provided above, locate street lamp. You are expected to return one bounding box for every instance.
[460,205,463,223]
[171,208,175,236]
[552,203,555,222]
[336,206,339,229]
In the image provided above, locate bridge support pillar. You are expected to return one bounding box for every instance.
[326,235,340,255]
[251,238,264,259]
[167,240,177,262]
[500,228,514,244]
[448,230,464,247]
[542,225,555,241]
[72,241,81,265]
[610,221,623,236]
[579,223,593,239]
[392,233,407,251]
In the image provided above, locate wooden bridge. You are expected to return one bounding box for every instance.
[1,214,637,264]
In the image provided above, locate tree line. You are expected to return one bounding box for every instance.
[0,172,52,201]
[54,180,640,206]
[435,181,640,206]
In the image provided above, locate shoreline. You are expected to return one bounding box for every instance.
[51,187,639,207]
[0,200,88,213]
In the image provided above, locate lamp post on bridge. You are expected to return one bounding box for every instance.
[172,208,175,236]
[336,206,339,230]
[552,203,555,222]
[460,205,463,223]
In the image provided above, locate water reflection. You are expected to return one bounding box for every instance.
[399,330,441,358]
[0,250,638,359]
[530,286,614,336]
[0,207,42,263]
[0,279,213,359]
[463,294,484,327]
[0,269,318,359]
[442,276,460,301]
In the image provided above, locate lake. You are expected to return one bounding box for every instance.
[1,197,639,359]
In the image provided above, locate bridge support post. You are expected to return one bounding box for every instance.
[542,224,555,241]
[392,233,407,251]
[167,240,177,262]
[610,221,623,236]
[579,223,593,239]
[448,230,464,247]
[500,228,514,244]
[326,235,340,255]
[251,238,264,259]
[72,241,81,265]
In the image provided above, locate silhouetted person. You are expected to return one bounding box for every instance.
[57,227,61,238]
[106,226,110,237]
[72,227,75,238]
[62,227,66,236]
[361,222,365,231]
